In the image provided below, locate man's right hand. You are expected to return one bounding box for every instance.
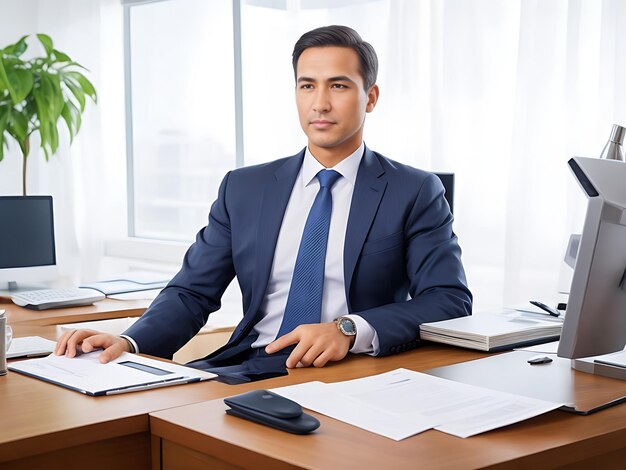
[55,329,131,364]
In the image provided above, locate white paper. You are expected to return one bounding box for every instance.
[273,381,436,441]
[107,289,162,301]
[7,336,57,359]
[8,351,216,395]
[273,368,563,439]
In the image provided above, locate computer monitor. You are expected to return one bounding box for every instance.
[557,157,626,367]
[0,196,58,291]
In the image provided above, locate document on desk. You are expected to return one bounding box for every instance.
[80,271,170,296]
[8,351,216,395]
[272,369,563,439]
[7,336,57,359]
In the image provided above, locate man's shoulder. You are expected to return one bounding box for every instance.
[368,149,436,183]
[228,151,303,181]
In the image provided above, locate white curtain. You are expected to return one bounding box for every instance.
[365,0,626,310]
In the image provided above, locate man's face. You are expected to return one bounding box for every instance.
[295,46,378,161]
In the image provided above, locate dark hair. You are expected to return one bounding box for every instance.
[292,25,378,91]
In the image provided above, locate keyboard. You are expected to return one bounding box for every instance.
[11,288,106,310]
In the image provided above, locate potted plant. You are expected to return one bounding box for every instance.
[0,34,97,195]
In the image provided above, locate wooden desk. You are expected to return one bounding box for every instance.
[150,350,626,469]
[0,346,484,468]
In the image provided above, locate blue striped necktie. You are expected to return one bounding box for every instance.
[277,169,342,337]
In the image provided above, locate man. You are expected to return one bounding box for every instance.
[56,25,472,383]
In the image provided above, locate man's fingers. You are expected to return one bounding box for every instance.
[98,340,128,364]
[265,330,298,354]
[312,349,334,368]
[64,330,97,358]
[55,330,120,359]
[285,341,313,368]
[55,329,75,355]
[297,343,325,368]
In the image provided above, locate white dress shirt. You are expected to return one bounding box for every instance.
[251,143,379,354]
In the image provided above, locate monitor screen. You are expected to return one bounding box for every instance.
[557,157,626,359]
[0,197,57,290]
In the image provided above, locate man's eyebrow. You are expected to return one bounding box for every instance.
[296,75,357,84]
[327,75,356,84]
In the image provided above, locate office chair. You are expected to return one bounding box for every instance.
[434,172,454,214]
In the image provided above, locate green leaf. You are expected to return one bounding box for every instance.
[47,119,58,155]
[66,70,97,102]
[60,102,74,142]
[52,49,72,63]
[63,78,86,111]
[38,71,64,119]
[0,57,34,104]
[0,58,15,100]
[70,99,81,135]
[32,84,49,144]
[9,109,29,142]
[3,35,29,57]
[60,61,87,71]
[4,59,33,103]
[37,34,54,56]
[49,73,64,118]
[33,71,64,158]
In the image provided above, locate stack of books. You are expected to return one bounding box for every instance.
[419,309,562,352]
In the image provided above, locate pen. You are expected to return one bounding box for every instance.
[529,300,561,317]
[103,376,198,395]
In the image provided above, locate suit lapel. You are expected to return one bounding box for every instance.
[344,148,387,308]
[246,151,304,327]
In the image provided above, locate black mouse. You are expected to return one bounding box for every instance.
[527,355,553,365]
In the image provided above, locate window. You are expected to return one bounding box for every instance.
[125,0,236,241]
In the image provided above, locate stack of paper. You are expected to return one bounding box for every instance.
[272,368,563,440]
[419,310,562,351]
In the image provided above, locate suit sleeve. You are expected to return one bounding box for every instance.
[122,172,236,359]
[354,173,472,356]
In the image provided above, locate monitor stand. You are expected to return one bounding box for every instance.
[573,350,626,381]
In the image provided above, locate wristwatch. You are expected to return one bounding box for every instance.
[335,316,357,337]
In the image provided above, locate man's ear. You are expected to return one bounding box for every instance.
[366,84,379,113]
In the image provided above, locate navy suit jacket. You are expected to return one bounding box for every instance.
[124,147,472,361]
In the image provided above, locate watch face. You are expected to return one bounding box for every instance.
[338,317,357,336]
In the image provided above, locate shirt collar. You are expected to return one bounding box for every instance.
[302,142,365,188]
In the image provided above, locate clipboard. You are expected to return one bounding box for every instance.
[9,351,216,396]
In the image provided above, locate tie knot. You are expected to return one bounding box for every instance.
[316,169,341,189]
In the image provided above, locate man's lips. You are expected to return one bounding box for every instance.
[310,120,335,129]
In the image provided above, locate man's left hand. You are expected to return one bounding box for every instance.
[265,322,354,368]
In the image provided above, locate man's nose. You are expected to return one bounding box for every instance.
[312,89,331,114]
